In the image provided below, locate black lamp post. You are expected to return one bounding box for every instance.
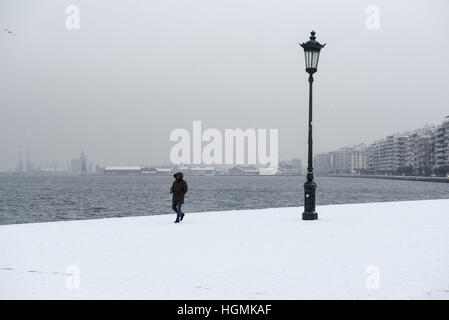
[299,31,325,220]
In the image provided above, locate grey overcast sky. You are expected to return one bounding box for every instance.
[1,0,448,170]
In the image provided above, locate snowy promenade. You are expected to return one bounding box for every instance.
[1,199,449,299]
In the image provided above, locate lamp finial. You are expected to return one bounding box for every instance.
[310,31,316,40]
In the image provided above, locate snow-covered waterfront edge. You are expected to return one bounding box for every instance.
[1,199,449,299]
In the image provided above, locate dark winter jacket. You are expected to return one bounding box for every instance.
[171,172,188,203]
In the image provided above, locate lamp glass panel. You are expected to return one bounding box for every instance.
[304,51,312,68]
[311,51,320,68]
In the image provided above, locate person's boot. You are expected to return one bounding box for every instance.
[174,218,180,223]
[180,213,185,221]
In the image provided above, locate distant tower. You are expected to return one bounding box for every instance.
[17,151,23,173]
[81,151,87,175]
[26,148,30,173]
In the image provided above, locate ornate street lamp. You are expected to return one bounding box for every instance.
[299,31,325,220]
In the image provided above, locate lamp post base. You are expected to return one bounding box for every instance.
[303,174,317,221]
[302,212,318,220]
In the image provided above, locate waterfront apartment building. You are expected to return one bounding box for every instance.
[314,117,449,176]
[392,135,407,172]
[315,144,366,174]
[314,153,333,174]
[405,126,433,175]
[431,117,449,171]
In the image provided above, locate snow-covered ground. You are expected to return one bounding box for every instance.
[1,199,449,299]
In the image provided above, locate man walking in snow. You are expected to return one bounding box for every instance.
[170,172,188,223]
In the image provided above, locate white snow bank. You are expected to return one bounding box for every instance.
[1,199,449,299]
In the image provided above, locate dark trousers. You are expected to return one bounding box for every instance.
[172,202,183,220]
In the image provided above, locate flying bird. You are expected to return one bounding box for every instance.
[2,28,15,36]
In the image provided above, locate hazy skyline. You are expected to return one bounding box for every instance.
[1,0,449,170]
